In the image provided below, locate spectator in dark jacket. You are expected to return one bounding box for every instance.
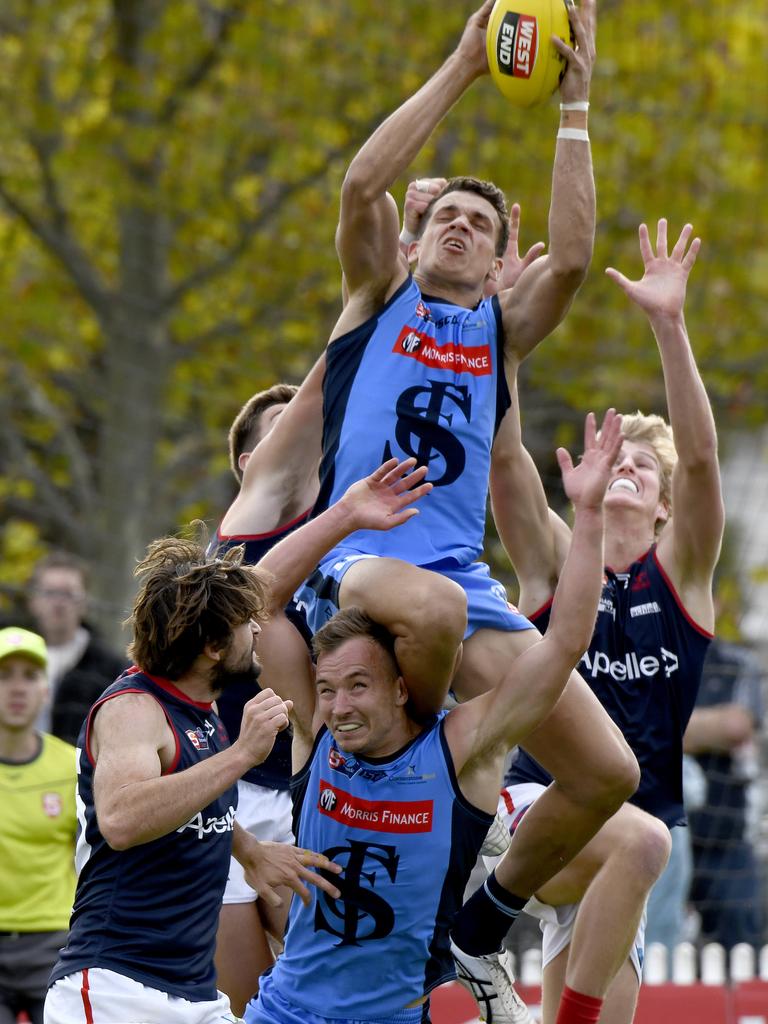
[685,638,765,950]
[27,552,127,746]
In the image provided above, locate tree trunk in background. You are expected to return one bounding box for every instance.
[90,203,171,640]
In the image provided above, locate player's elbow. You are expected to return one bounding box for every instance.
[720,706,754,749]
[97,809,142,851]
[99,822,135,851]
[490,442,526,479]
[341,163,379,208]
[549,258,590,292]
[680,440,720,479]
[549,623,593,670]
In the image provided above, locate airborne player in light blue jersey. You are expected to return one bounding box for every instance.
[291,7,642,1018]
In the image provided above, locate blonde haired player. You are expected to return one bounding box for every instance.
[451,219,724,1024]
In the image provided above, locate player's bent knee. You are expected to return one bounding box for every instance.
[601,742,641,810]
[617,814,672,889]
[400,573,467,649]
[613,742,641,802]
[636,816,673,882]
[576,740,640,816]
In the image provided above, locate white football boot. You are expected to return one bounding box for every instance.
[450,940,533,1024]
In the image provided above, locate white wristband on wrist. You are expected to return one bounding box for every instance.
[557,127,590,142]
[560,101,590,111]
[399,226,417,246]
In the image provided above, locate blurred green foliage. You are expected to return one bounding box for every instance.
[0,0,764,635]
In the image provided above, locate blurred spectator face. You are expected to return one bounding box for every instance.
[0,654,49,731]
[29,567,88,646]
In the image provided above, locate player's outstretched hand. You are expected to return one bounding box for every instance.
[456,0,495,79]
[557,408,623,509]
[240,839,343,909]
[236,688,293,768]
[341,457,432,532]
[495,203,546,295]
[606,219,700,322]
[556,0,596,104]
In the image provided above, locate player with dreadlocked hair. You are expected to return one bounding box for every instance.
[127,533,273,681]
[46,453,430,1024]
[45,529,342,1024]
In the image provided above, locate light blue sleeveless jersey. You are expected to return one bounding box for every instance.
[314,276,510,568]
[265,715,493,1017]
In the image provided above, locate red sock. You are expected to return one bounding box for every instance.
[555,985,604,1024]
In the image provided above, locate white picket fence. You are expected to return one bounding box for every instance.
[435,944,768,1024]
[512,941,768,985]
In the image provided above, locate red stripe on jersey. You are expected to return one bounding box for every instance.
[652,548,714,639]
[144,674,213,710]
[84,688,151,767]
[80,969,94,1024]
[163,716,183,775]
[84,687,181,773]
[528,595,554,625]
[216,507,312,541]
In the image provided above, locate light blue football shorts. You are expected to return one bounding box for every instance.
[293,553,533,639]
[245,970,429,1024]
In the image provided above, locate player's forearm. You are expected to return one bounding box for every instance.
[256,612,317,740]
[343,52,478,202]
[653,314,718,470]
[683,704,754,754]
[232,820,260,865]
[97,745,251,850]
[255,354,325,471]
[490,386,561,599]
[501,117,595,359]
[258,499,359,609]
[547,503,603,660]
[547,107,595,280]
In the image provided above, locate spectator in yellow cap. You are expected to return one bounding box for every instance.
[0,626,77,1024]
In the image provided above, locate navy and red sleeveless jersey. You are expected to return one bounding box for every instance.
[507,546,713,827]
[210,514,311,789]
[49,669,236,1001]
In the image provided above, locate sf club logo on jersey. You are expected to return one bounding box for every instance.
[328,747,346,771]
[392,327,492,376]
[315,839,399,946]
[415,300,432,322]
[318,780,434,833]
[382,380,472,488]
[327,747,387,783]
